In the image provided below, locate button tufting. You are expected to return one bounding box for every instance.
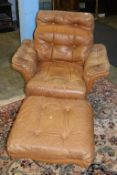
[61,133,69,140]
[74,23,78,27]
[42,105,47,110]
[65,106,71,112]
[49,115,53,120]
[73,45,76,49]
[34,130,41,136]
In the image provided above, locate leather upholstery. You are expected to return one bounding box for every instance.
[26,61,86,98]
[34,11,94,64]
[11,11,110,94]
[12,40,38,82]
[7,11,110,167]
[84,44,110,90]
[7,96,94,167]
[36,11,94,31]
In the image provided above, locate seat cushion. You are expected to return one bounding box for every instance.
[7,96,94,167]
[26,61,86,99]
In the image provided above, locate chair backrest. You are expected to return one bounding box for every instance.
[34,10,94,65]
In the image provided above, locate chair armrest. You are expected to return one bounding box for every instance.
[84,44,110,91]
[12,39,38,82]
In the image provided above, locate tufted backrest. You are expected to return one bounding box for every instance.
[34,11,94,64]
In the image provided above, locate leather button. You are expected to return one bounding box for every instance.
[61,135,66,140]
[74,23,78,27]
[73,45,76,49]
[61,133,69,140]
[65,106,71,112]
[34,130,41,136]
[49,115,53,120]
[42,105,47,109]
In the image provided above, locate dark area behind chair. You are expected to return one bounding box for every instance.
[95,22,117,67]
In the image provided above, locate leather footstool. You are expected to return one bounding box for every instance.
[7,96,94,167]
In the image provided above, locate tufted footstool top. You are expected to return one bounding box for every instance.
[7,96,94,167]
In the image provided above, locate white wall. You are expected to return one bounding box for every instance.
[8,0,17,21]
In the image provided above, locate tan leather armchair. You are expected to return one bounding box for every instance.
[12,11,110,98]
[7,11,110,168]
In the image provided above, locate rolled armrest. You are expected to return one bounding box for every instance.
[84,44,110,91]
[12,39,38,82]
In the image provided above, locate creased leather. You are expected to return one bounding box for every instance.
[26,61,86,98]
[7,96,94,168]
[36,10,94,32]
[8,11,111,167]
[12,40,38,82]
[34,11,94,64]
[84,44,110,91]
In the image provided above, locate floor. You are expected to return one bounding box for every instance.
[0,16,117,101]
[99,15,117,29]
[0,31,24,101]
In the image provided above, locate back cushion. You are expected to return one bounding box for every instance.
[34,11,94,64]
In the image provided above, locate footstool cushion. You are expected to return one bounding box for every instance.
[7,96,94,167]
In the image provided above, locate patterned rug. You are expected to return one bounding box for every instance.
[0,78,117,175]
